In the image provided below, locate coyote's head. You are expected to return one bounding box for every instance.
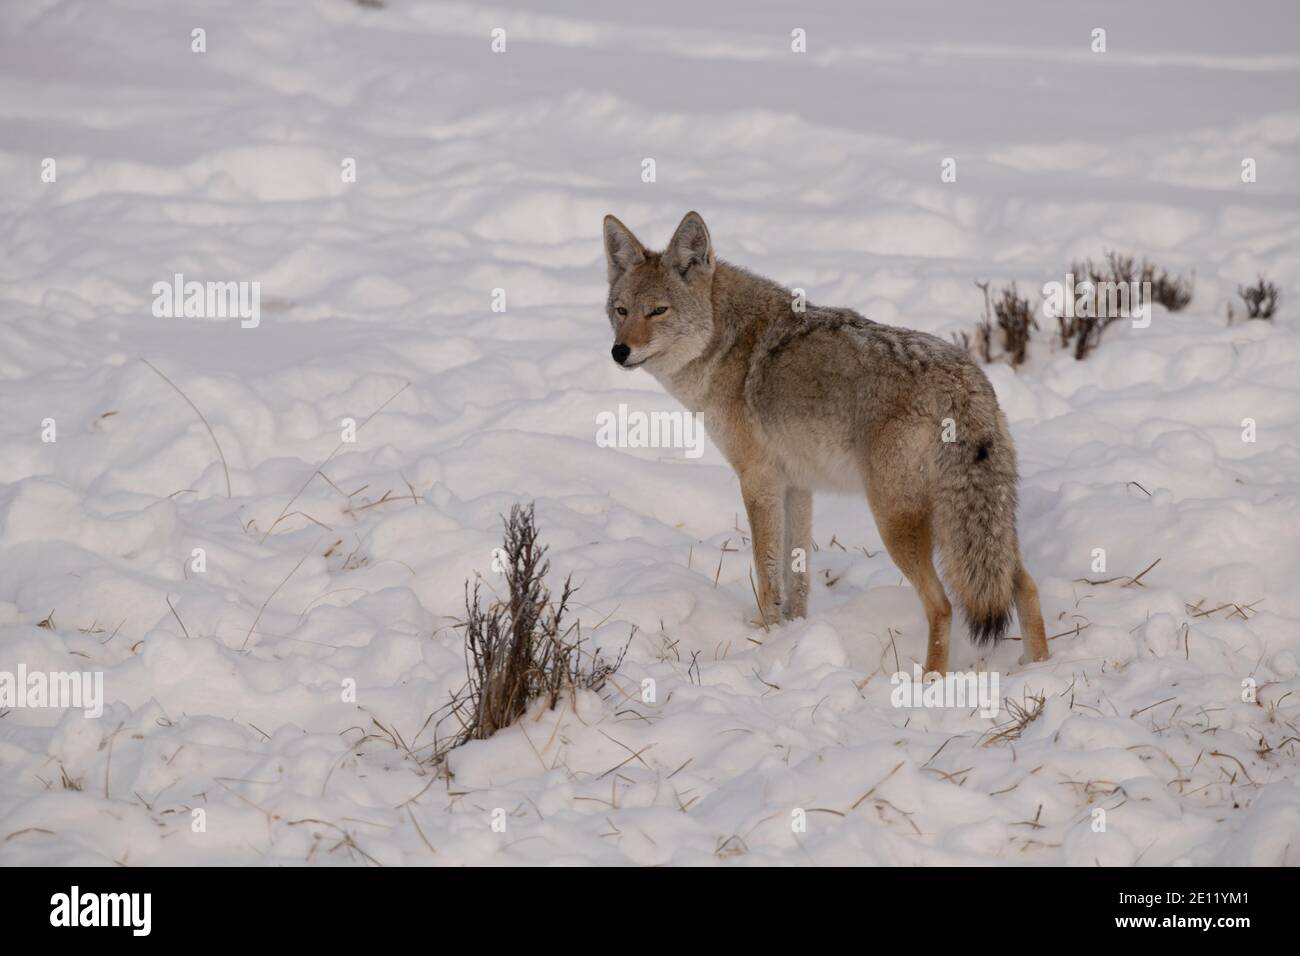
[603,211,715,374]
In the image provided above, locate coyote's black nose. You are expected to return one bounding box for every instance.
[611,343,631,365]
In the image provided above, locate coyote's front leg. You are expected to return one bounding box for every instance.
[739,470,786,627]
[783,487,812,619]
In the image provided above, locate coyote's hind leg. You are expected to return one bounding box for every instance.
[877,511,952,676]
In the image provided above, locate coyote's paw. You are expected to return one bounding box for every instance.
[1018,649,1049,666]
[783,594,808,621]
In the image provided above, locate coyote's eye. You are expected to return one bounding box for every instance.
[648,306,669,317]
[615,306,628,317]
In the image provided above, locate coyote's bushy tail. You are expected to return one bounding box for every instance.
[932,418,1019,646]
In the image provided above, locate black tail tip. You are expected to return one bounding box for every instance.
[969,611,1012,647]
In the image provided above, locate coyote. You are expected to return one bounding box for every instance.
[602,211,1049,673]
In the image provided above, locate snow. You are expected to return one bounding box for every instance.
[1,0,1299,865]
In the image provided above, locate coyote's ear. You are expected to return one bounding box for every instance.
[604,215,646,283]
[665,211,714,281]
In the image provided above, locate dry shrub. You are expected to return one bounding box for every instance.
[1058,251,1186,359]
[1057,311,1106,361]
[991,282,1037,366]
[1229,275,1280,323]
[1148,265,1195,313]
[434,504,626,760]
[1073,251,1193,310]
[961,281,1036,368]
[1059,254,1126,359]
[961,252,1190,364]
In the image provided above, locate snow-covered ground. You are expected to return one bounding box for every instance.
[2,0,1299,865]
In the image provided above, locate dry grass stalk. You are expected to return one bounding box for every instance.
[141,358,232,497]
[981,691,1046,746]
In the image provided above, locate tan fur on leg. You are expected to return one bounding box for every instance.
[878,512,952,676]
[740,472,786,626]
[783,487,812,619]
[1014,563,1049,664]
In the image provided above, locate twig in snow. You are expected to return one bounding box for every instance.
[165,595,190,640]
